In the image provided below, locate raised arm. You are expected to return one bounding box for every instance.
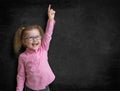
[41,4,56,51]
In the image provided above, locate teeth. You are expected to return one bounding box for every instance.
[32,43,39,46]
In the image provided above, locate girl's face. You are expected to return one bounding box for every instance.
[22,29,42,51]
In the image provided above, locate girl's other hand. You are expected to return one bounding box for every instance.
[48,4,56,20]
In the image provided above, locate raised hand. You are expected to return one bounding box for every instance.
[48,4,56,20]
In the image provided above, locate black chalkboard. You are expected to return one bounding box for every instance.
[0,0,120,91]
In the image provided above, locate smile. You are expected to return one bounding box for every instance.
[32,43,39,46]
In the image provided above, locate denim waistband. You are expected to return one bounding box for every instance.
[24,85,50,91]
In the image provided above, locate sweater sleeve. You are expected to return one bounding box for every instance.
[16,55,25,91]
[41,19,56,51]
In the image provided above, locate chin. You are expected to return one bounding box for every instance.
[33,47,39,51]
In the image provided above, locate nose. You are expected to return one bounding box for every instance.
[33,38,37,41]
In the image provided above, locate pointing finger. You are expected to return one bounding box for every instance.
[48,4,51,11]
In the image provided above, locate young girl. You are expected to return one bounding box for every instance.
[14,4,56,91]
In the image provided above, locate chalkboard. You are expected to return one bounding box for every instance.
[0,0,120,91]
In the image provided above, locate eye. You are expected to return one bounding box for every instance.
[28,37,33,40]
[36,35,42,39]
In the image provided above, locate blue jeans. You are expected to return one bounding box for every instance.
[24,86,50,91]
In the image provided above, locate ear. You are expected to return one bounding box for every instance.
[22,39,26,47]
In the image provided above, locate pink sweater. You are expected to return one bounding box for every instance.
[16,20,56,91]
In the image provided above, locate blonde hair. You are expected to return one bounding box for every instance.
[14,25,44,55]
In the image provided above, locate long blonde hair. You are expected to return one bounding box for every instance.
[14,25,44,55]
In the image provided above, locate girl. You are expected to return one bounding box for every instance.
[14,4,56,91]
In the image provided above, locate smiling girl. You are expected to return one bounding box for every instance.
[14,4,56,91]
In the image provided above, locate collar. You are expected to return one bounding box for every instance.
[25,48,39,54]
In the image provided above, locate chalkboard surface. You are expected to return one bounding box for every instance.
[0,0,120,91]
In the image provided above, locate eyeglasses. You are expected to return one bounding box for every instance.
[23,35,42,41]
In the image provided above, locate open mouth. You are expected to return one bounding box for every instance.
[32,43,39,47]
